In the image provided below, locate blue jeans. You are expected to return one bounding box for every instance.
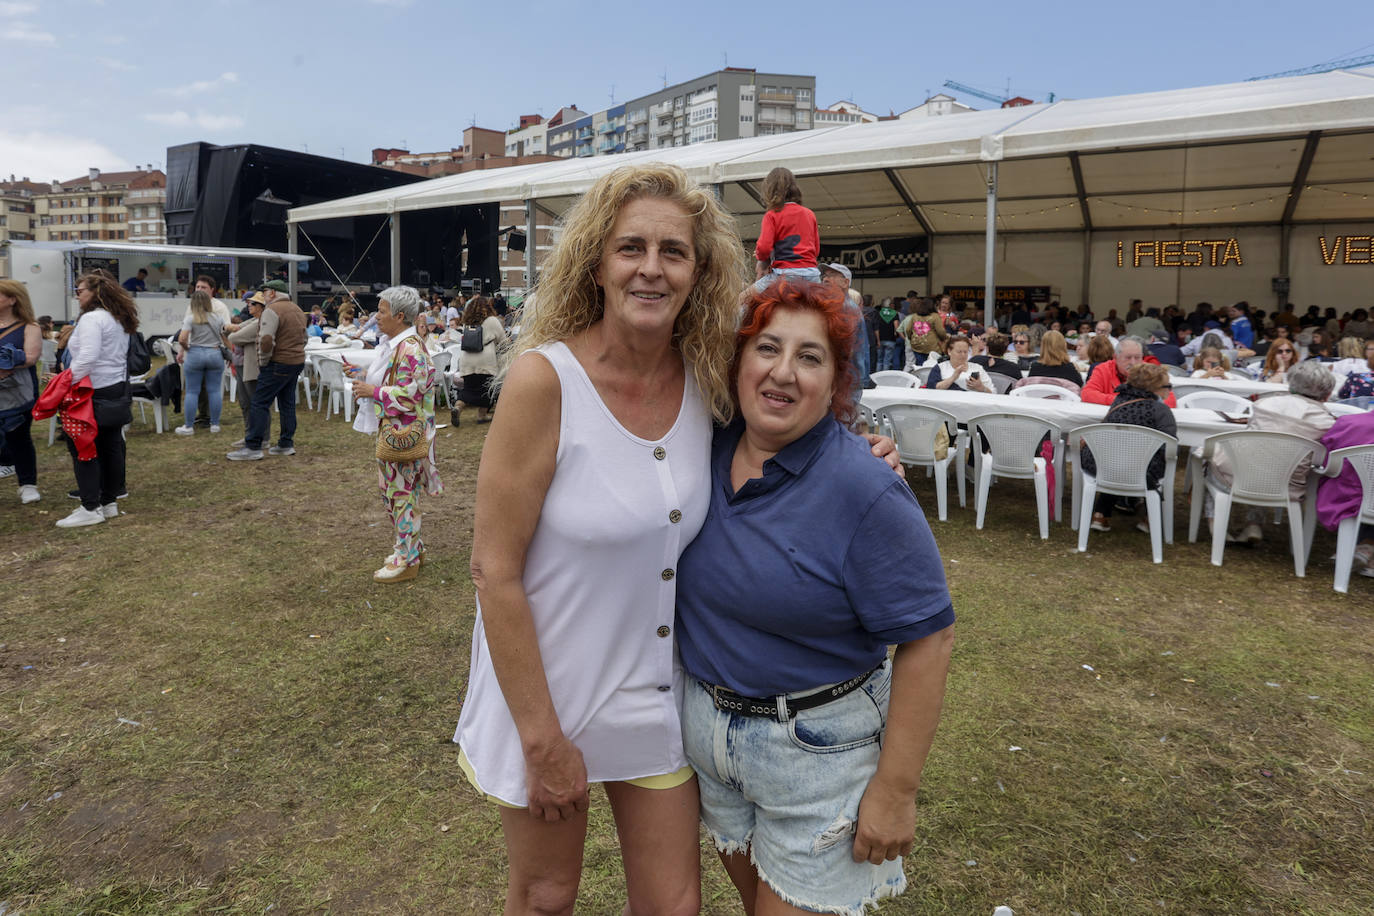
[754,266,822,292]
[246,361,303,450]
[878,341,901,372]
[182,347,224,427]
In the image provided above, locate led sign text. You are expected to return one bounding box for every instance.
[1317,236,1372,265]
[1116,239,1243,268]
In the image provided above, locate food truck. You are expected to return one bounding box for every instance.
[1,240,313,336]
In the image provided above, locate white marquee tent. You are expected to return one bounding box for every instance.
[288,66,1374,321]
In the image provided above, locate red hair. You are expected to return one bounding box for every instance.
[732,279,858,426]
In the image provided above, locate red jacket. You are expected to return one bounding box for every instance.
[1081,360,1178,408]
[32,369,97,459]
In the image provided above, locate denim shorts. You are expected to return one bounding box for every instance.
[683,660,905,915]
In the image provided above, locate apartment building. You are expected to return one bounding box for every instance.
[544,106,592,158]
[814,100,881,125]
[34,167,166,244]
[505,114,548,158]
[623,68,816,153]
[373,127,510,177]
[125,171,167,243]
[897,94,976,119]
[0,176,45,277]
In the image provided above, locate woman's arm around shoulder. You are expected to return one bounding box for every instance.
[469,350,586,821]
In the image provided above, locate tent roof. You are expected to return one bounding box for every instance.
[8,240,313,262]
[289,66,1374,237]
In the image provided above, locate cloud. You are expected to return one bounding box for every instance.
[142,110,245,131]
[97,57,137,71]
[0,2,38,15]
[3,21,55,42]
[160,72,238,98]
[0,130,132,183]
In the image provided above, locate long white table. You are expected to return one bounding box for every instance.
[1170,376,1288,398]
[861,386,1237,448]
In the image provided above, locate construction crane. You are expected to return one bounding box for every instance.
[943,80,1008,105]
[1248,54,1374,80]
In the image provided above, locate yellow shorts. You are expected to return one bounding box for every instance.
[457,748,694,809]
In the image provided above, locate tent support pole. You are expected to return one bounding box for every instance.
[525,200,536,292]
[288,223,299,296]
[1081,230,1092,311]
[983,161,997,328]
[389,214,401,287]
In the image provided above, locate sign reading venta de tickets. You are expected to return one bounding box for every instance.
[818,236,930,278]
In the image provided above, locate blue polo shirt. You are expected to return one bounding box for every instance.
[675,416,955,696]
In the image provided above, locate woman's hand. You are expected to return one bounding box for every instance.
[862,433,903,472]
[966,373,988,393]
[853,774,916,864]
[350,380,374,400]
[524,735,590,822]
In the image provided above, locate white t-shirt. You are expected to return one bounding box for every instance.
[67,308,130,389]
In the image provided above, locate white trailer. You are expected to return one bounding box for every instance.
[1,240,312,337]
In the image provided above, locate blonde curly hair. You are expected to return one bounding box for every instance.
[515,163,749,423]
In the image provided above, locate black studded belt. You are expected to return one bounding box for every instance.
[701,662,883,720]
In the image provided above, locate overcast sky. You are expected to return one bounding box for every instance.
[1,0,1369,182]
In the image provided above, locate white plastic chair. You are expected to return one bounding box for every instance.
[1327,403,1367,418]
[347,340,366,349]
[1320,445,1374,593]
[40,338,57,374]
[316,359,352,421]
[153,337,178,364]
[987,372,1019,394]
[910,365,934,386]
[296,369,314,411]
[857,402,876,432]
[1187,430,1324,577]
[1010,384,1080,401]
[1072,424,1179,563]
[131,392,166,433]
[1177,390,1253,416]
[869,370,921,388]
[967,412,1062,539]
[1163,364,1190,378]
[431,350,453,407]
[875,404,967,521]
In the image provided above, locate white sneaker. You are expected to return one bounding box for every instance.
[19,485,40,504]
[100,503,119,519]
[174,425,195,436]
[56,506,105,528]
[210,425,221,434]
[231,438,246,448]
[0,465,14,478]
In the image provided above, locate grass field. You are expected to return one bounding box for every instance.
[1,382,1371,915]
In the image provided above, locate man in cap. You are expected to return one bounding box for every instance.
[819,262,872,404]
[224,292,267,446]
[227,280,307,461]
